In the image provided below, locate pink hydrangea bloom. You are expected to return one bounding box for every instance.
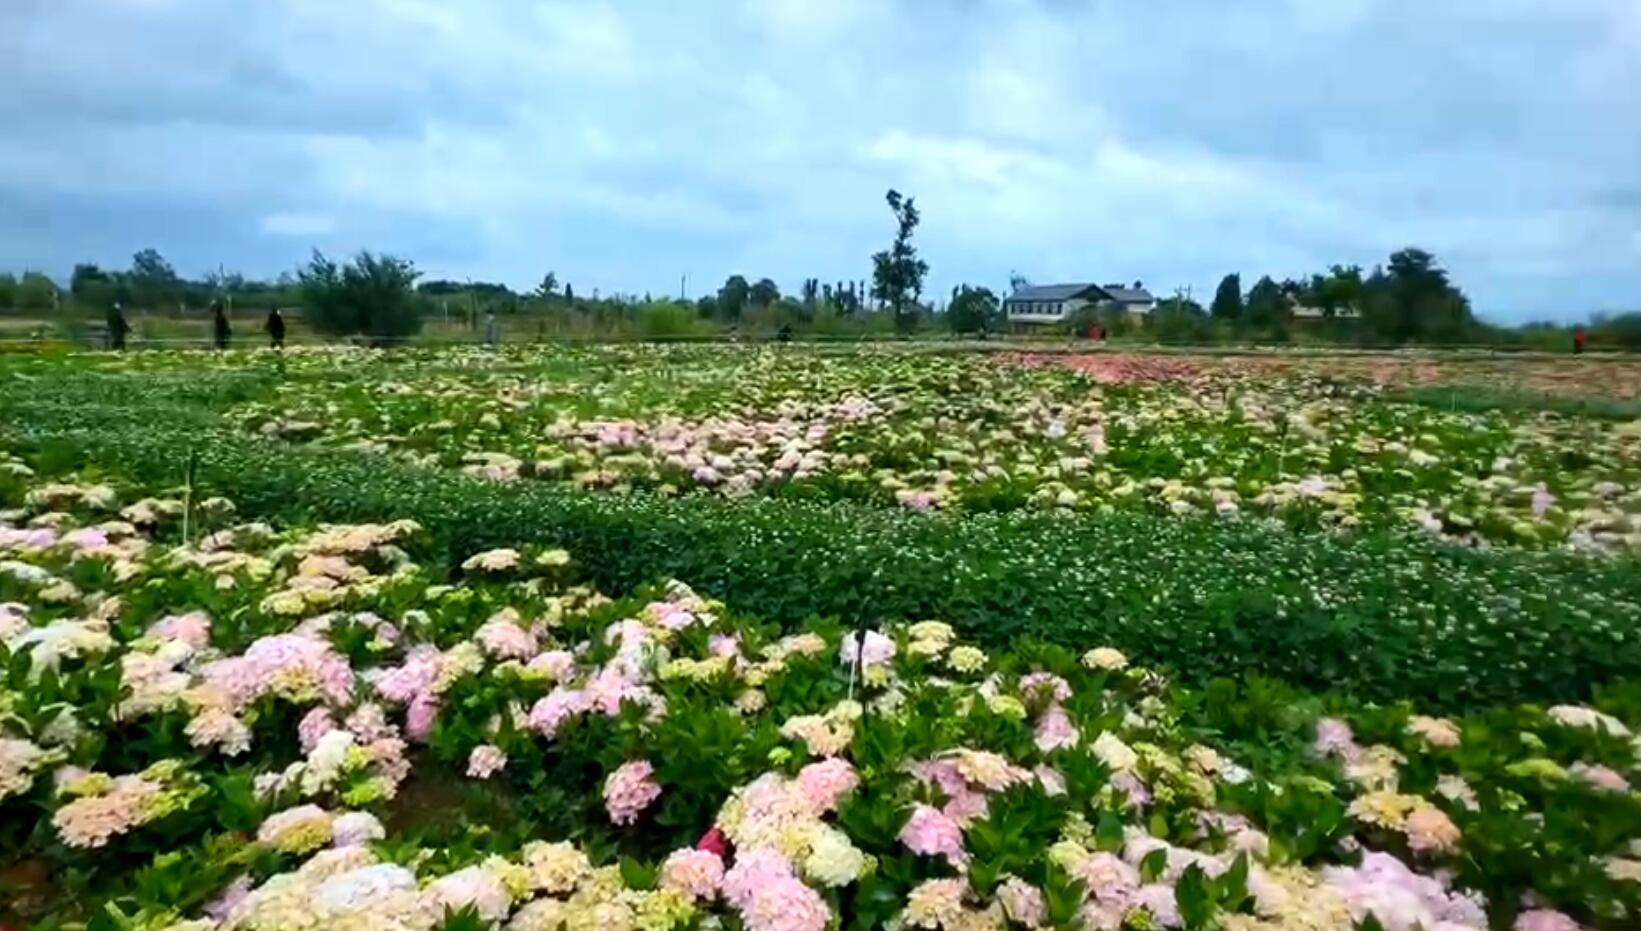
[660,848,725,901]
[466,744,507,780]
[722,849,829,931]
[1035,703,1081,752]
[203,634,353,710]
[840,630,896,668]
[1019,672,1073,704]
[1323,852,1488,931]
[297,708,338,753]
[372,647,442,704]
[795,758,859,814]
[998,876,1046,928]
[530,687,590,737]
[1570,762,1631,793]
[405,695,440,742]
[604,760,662,826]
[475,618,537,660]
[899,804,966,866]
[1313,717,1361,761]
[146,612,211,649]
[1131,884,1182,928]
[526,650,577,682]
[1515,910,1582,931]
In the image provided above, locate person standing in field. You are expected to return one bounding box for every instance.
[265,308,286,349]
[107,301,130,351]
[484,311,499,348]
[1574,326,1586,355]
[211,301,231,350]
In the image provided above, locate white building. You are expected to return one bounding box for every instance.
[1003,282,1157,324]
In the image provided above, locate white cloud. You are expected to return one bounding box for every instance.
[0,0,1637,319]
[259,212,337,238]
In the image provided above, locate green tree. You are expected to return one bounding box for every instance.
[298,250,423,346]
[871,189,929,333]
[947,285,1000,334]
[16,272,60,311]
[534,272,559,301]
[0,273,15,310]
[1244,275,1289,333]
[750,277,781,309]
[1210,273,1243,320]
[717,275,750,322]
[1308,264,1364,317]
[128,248,180,309]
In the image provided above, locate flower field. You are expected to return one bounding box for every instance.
[2,344,1641,930]
[211,346,1641,550]
[3,452,1641,931]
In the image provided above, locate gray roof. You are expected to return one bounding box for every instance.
[1101,286,1155,304]
[1005,283,1107,302]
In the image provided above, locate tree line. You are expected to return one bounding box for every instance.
[3,192,1636,348]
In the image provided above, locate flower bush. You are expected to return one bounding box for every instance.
[2,459,1641,930]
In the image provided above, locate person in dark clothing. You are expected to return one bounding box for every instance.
[266,308,286,349]
[212,302,231,350]
[776,323,793,343]
[107,302,131,351]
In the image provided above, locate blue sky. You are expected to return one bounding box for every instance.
[2,0,1638,322]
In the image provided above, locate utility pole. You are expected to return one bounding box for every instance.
[680,273,687,301]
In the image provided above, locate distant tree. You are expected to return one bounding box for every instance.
[750,278,781,309]
[299,250,423,346]
[1210,273,1243,320]
[801,278,820,308]
[1008,272,1031,294]
[947,285,1000,334]
[534,272,559,301]
[871,189,929,333]
[564,283,575,307]
[1150,296,1212,343]
[128,248,180,308]
[695,295,719,319]
[717,275,750,321]
[1303,265,1363,318]
[1244,275,1288,332]
[17,272,61,311]
[0,273,15,310]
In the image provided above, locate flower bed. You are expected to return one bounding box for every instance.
[6,405,1641,710]
[3,454,1641,930]
[7,344,1637,549]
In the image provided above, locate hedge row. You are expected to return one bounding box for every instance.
[5,395,1641,710]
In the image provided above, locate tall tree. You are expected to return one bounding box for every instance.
[1244,275,1288,331]
[871,189,929,333]
[1210,273,1243,320]
[750,278,781,308]
[17,272,59,311]
[1308,264,1363,318]
[717,275,750,321]
[533,272,559,301]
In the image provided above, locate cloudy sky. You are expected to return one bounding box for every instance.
[2,0,1638,321]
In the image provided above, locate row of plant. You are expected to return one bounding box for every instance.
[5,393,1641,712]
[30,343,1624,550]
[4,450,1641,930]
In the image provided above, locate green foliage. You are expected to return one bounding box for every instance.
[946,285,1000,335]
[1210,273,1242,321]
[870,189,929,334]
[298,250,424,345]
[717,275,750,323]
[1243,276,1289,335]
[749,278,781,309]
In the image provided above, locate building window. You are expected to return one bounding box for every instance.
[1054,302,1063,315]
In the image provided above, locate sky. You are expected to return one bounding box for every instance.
[1,0,1638,323]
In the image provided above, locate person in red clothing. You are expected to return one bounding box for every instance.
[1574,326,1586,355]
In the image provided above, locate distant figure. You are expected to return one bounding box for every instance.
[1574,326,1586,355]
[483,311,499,348]
[212,302,231,350]
[265,308,286,349]
[107,302,130,351]
[777,323,793,343]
